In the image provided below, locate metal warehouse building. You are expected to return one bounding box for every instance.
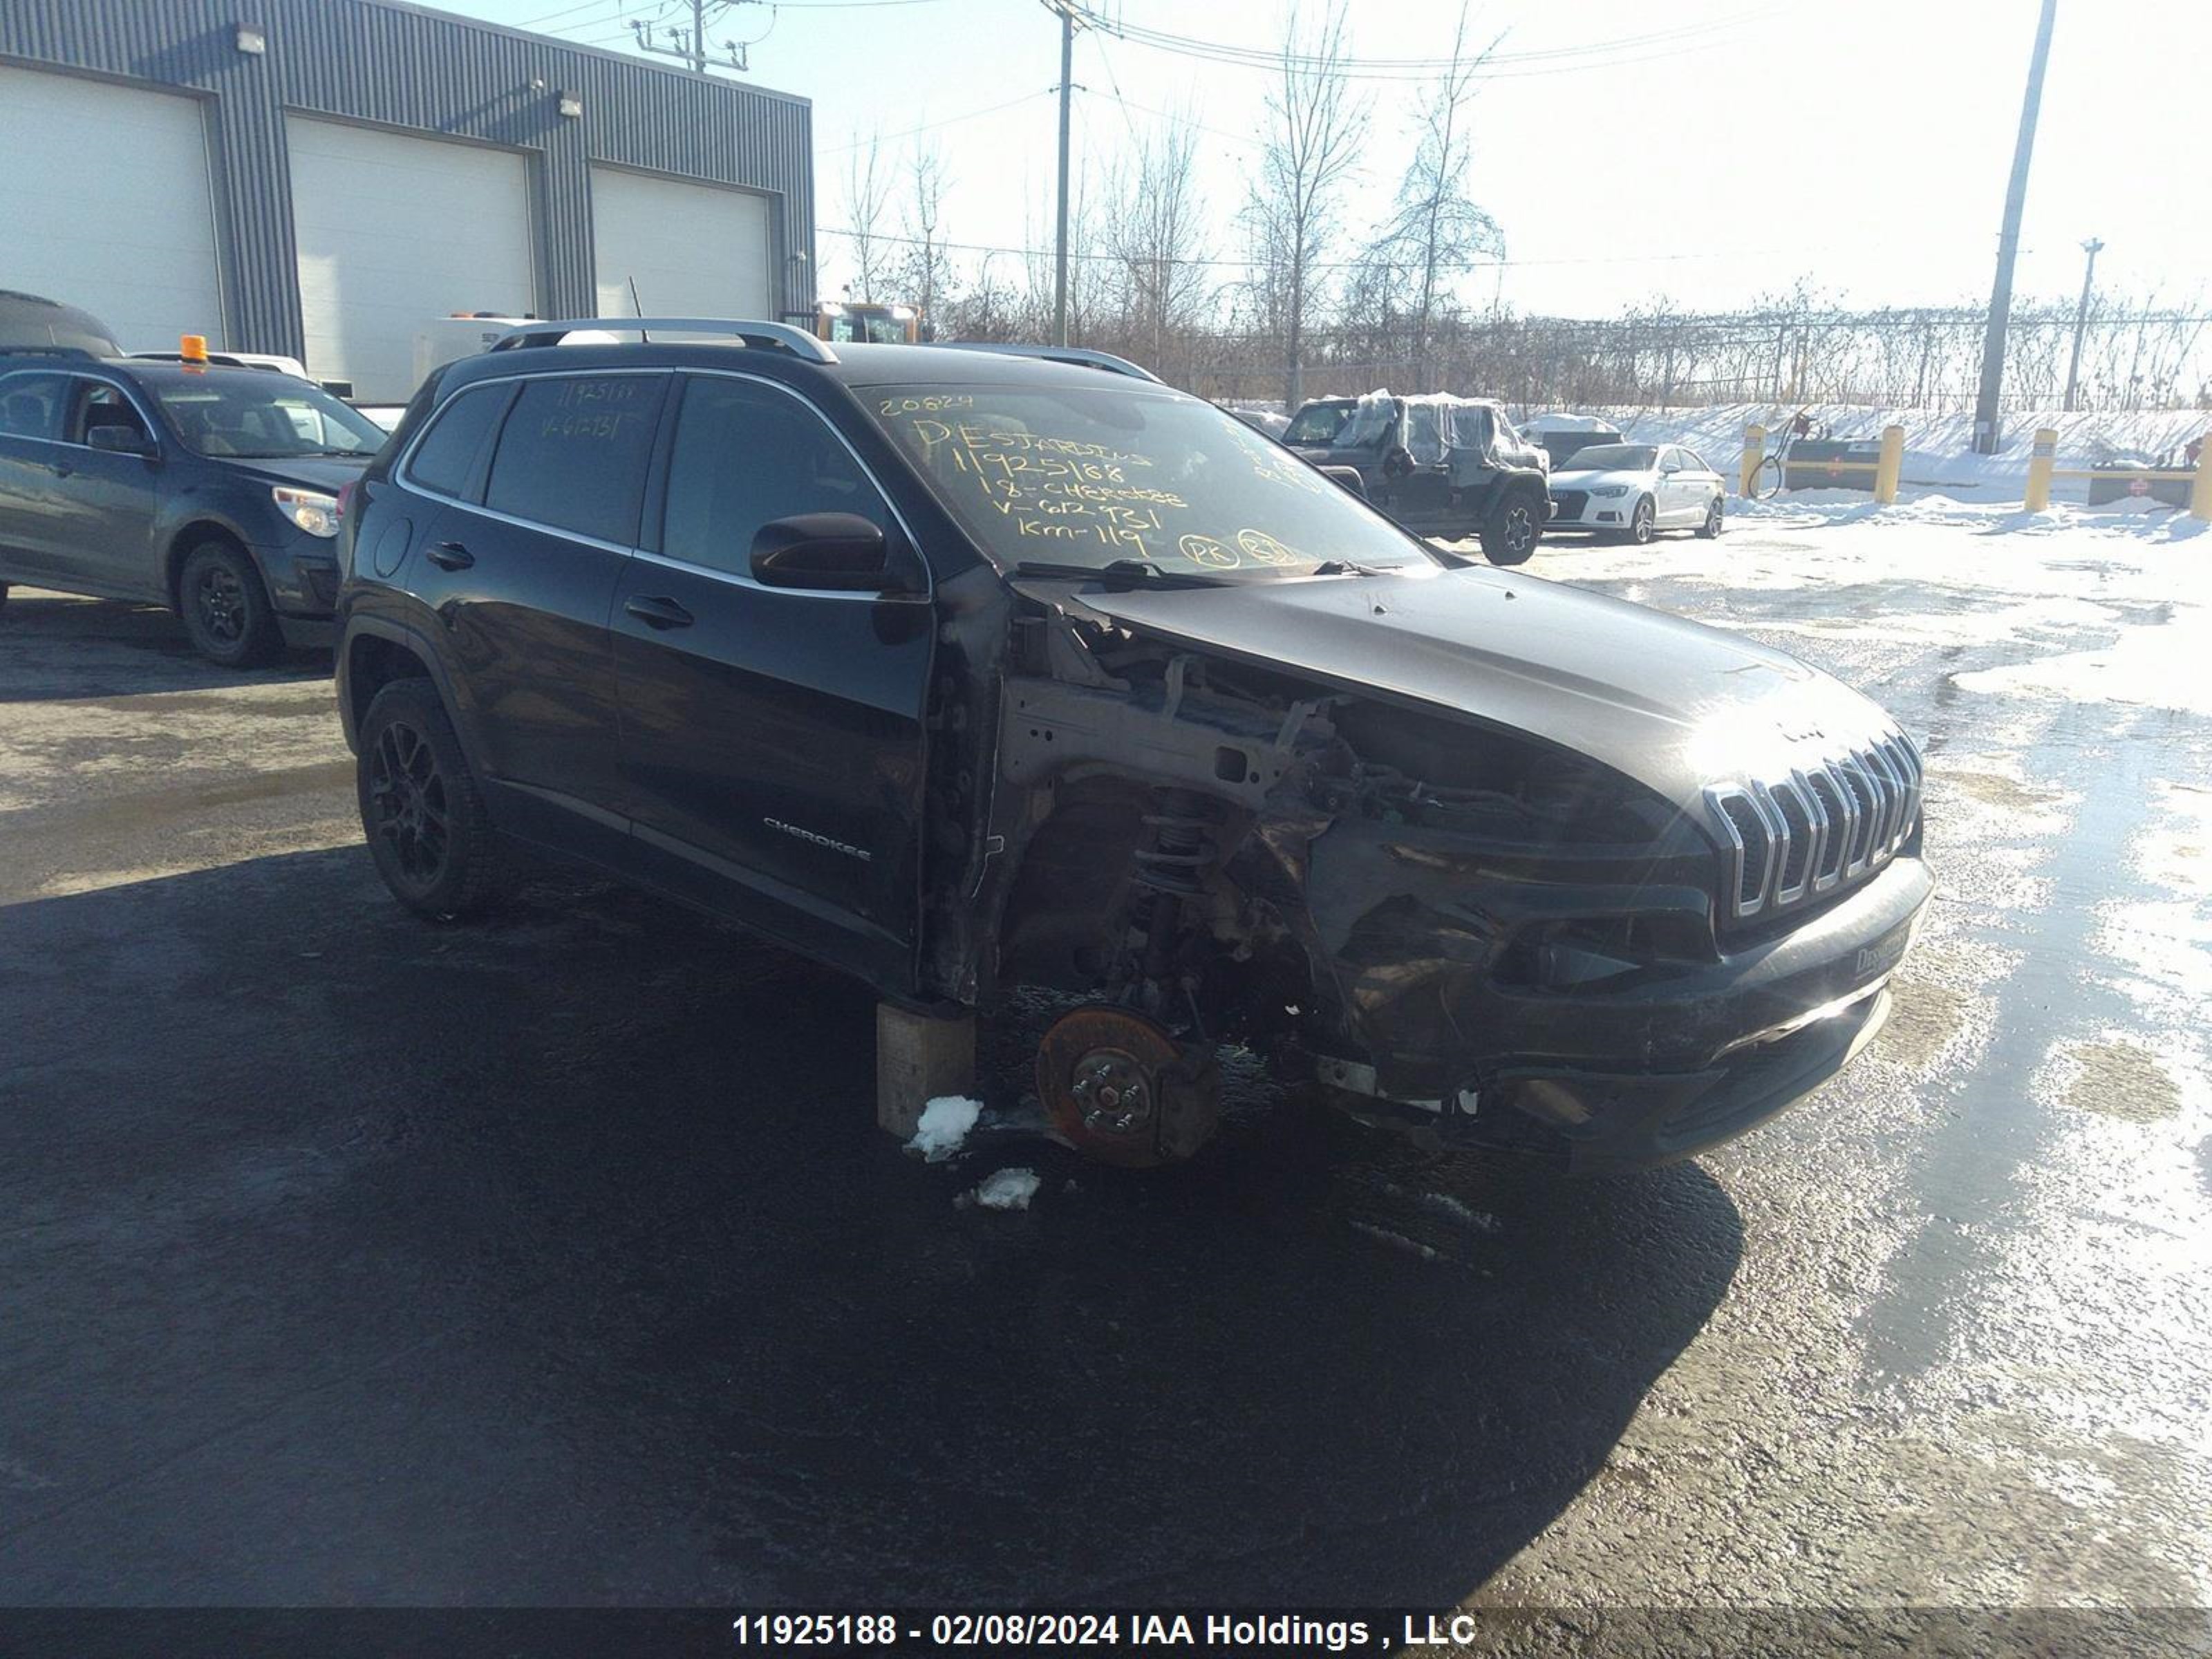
[0,0,814,400]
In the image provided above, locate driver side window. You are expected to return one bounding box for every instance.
[659,376,889,579]
[68,382,151,447]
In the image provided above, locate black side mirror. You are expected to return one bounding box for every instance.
[87,424,156,458]
[1318,465,1368,499]
[749,512,914,594]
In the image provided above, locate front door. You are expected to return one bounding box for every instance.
[402,369,669,852]
[53,377,165,598]
[613,371,932,985]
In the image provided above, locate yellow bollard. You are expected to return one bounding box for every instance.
[2025,428,2059,513]
[1741,424,1766,498]
[1875,424,1905,504]
[2192,433,2212,522]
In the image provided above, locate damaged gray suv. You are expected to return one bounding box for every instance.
[336,320,1931,1174]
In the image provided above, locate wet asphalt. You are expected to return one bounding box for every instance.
[0,509,2206,1621]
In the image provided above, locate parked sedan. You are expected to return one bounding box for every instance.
[1548,442,1725,543]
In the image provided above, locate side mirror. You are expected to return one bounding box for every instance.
[1318,465,1368,500]
[87,424,156,458]
[749,512,914,593]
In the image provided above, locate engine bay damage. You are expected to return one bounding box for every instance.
[967,587,1734,1163]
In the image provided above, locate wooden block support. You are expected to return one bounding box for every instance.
[875,1003,977,1140]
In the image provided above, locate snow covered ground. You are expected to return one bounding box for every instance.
[1562,401,2212,501]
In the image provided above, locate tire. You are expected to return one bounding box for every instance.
[1627,496,1656,545]
[1479,491,1541,566]
[178,540,283,667]
[1697,496,1724,539]
[356,677,508,921]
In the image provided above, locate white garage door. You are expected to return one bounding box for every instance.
[592,167,771,321]
[288,118,535,402]
[0,66,224,353]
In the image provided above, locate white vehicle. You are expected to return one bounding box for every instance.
[1547,442,1725,543]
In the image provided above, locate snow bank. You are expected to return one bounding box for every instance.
[1565,400,2210,498]
[965,1168,1042,1211]
[908,1095,981,1162]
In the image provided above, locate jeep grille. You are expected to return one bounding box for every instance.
[1707,732,1922,924]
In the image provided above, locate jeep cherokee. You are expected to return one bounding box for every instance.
[334,319,1930,1173]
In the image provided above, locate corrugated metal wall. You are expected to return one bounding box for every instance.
[0,0,814,357]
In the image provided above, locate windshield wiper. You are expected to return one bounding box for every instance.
[1310,558,1393,577]
[1011,558,1228,589]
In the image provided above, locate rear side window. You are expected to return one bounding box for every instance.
[484,374,666,544]
[0,372,68,440]
[659,377,888,577]
[406,384,509,500]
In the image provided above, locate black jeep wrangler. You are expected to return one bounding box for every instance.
[1282,391,1551,565]
[335,320,1930,1173]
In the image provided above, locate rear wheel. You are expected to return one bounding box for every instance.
[357,677,507,921]
[178,541,283,667]
[1479,491,1541,566]
[1697,496,1724,539]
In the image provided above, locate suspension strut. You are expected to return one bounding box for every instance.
[1125,787,1218,1007]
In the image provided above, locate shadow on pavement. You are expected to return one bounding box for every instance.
[0,590,328,701]
[0,846,1743,1606]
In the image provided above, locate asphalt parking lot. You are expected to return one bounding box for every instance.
[2,509,2207,1620]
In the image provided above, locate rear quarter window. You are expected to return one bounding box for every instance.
[406,383,509,499]
[482,374,667,544]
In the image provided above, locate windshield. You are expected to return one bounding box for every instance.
[1282,401,1356,446]
[867,384,1439,579]
[1561,444,1656,472]
[153,378,388,459]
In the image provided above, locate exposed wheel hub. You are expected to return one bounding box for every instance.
[1036,1005,1217,1168]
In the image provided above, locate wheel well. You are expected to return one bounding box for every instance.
[164,522,249,610]
[345,634,433,733]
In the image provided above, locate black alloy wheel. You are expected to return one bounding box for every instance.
[355,678,507,919]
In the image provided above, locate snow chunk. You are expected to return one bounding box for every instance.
[908,1095,982,1162]
[968,1168,1041,1211]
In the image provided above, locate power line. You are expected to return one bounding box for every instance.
[822,89,1055,153]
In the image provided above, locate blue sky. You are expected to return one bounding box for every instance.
[434,0,2210,320]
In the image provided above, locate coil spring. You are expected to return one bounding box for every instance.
[1131,789,1217,899]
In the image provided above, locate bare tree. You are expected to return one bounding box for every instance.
[1373,2,1501,391]
[841,130,893,303]
[1102,115,1212,381]
[900,140,956,326]
[1242,1,1365,408]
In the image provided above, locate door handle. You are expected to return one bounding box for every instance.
[426,541,474,570]
[625,595,695,630]
[51,462,74,479]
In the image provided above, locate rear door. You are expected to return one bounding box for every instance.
[0,368,72,577]
[612,371,932,984]
[397,369,668,854]
[1658,447,1698,524]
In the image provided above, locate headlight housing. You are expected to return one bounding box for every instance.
[273,485,339,538]
[1588,484,1630,498]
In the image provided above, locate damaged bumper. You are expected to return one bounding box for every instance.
[1305,841,1933,1172]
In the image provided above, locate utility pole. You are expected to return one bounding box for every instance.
[1049,1,1076,346]
[1971,0,2059,454]
[632,0,760,73]
[2063,236,2103,412]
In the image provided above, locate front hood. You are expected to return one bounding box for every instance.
[227,456,372,494]
[1067,566,1903,822]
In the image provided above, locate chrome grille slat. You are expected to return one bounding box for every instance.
[1707,729,1922,926]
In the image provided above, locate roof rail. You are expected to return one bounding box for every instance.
[927,341,1161,383]
[491,317,838,364]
